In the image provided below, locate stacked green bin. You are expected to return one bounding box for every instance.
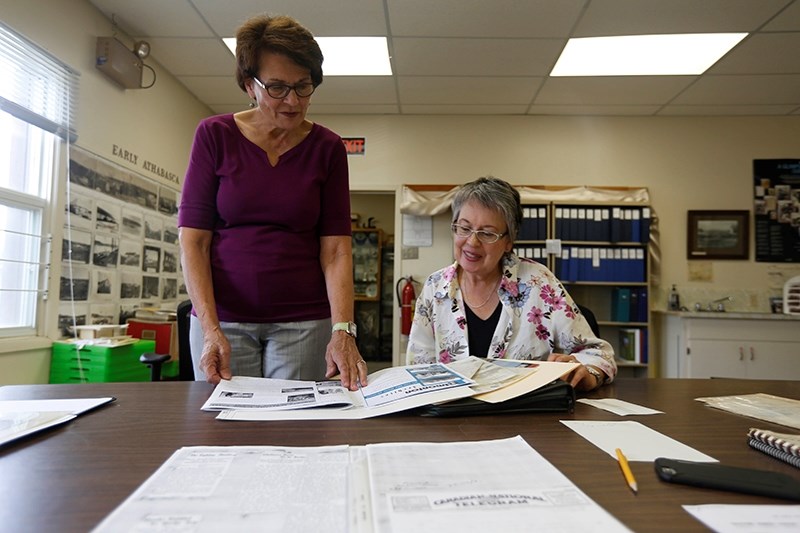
[50,340,156,383]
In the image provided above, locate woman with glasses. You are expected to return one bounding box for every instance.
[179,14,366,390]
[407,177,615,391]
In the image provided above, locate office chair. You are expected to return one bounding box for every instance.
[139,299,194,381]
[576,304,601,338]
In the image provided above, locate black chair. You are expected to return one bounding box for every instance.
[576,304,601,338]
[139,299,194,381]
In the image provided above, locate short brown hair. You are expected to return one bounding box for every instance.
[234,14,323,92]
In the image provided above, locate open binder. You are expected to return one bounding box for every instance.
[418,380,575,417]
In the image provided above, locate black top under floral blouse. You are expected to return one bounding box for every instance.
[465,301,502,358]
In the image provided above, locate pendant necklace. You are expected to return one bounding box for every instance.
[462,277,500,309]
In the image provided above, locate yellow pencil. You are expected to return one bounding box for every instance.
[615,448,638,494]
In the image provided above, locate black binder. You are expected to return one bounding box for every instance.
[418,380,575,417]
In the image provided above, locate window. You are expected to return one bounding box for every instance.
[0,22,78,337]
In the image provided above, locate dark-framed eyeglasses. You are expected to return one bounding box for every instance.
[451,223,507,244]
[252,76,316,99]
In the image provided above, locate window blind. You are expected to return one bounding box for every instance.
[0,21,79,141]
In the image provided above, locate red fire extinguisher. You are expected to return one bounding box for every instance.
[396,276,416,337]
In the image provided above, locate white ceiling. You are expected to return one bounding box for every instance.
[88,0,800,117]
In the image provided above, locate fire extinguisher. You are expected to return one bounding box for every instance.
[396,276,416,337]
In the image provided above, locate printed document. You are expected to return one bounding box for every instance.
[683,504,800,533]
[92,436,632,533]
[203,363,476,420]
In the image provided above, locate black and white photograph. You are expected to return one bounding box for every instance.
[57,303,88,336]
[65,194,93,230]
[158,186,178,216]
[688,210,749,260]
[162,249,178,273]
[92,269,116,299]
[142,275,160,299]
[120,272,142,299]
[90,303,118,325]
[777,200,794,224]
[119,304,138,324]
[121,209,144,238]
[60,267,90,301]
[163,221,179,244]
[178,279,188,296]
[143,245,161,273]
[119,239,142,268]
[162,277,177,300]
[93,234,119,268]
[95,200,121,233]
[144,216,163,241]
[61,228,92,264]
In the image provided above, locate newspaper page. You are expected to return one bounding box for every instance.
[366,436,632,533]
[92,437,630,533]
[201,377,356,412]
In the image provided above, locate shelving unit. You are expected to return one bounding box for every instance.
[352,229,386,361]
[517,193,652,377]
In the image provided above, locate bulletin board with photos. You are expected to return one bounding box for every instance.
[754,159,800,263]
[59,147,186,336]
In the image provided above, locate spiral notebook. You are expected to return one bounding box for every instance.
[747,427,800,469]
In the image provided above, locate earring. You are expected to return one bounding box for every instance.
[248,100,256,108]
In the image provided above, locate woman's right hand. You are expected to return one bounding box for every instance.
[199,326,232,385]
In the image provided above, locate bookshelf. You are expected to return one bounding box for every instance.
[516,192,652,378]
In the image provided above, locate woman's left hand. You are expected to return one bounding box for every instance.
[325,333,368,391]
[547,353,601,391]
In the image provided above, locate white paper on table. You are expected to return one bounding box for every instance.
[0,397,114,447]
[93,436,633,533]
[682,504,800,533]
[577,398,664,416]
[217,386,474,421]
[560,420,717,462]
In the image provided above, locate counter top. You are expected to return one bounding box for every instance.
[653,310,800,320]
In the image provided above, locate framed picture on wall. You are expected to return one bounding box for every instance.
[687,210,749,260]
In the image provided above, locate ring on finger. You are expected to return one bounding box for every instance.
[356,359,366,366]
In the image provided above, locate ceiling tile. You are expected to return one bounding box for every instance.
[574,0,790,36]
[535,77,695,105]
[674,74,800,105]
[762,1,800,31]
[392,37,563,76]
[192,0,388,37]
[528,105,661,116]
[312,77,398,105]
[401,104,530,114]
[89,0,213,37]
[146,38,234,76]
[398,76,541,105]
[658,104,797,116]
[387,0,585,38]
[709,33,800,74]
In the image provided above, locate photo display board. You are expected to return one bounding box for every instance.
[754,159,800,262]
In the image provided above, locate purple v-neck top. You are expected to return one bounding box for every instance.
[178,114,351,323]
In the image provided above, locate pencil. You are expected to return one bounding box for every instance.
[615,448,638,494]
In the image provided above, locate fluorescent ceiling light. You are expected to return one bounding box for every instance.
[550,33,747,76]
[223,36,392,76]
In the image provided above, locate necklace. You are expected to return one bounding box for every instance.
[462,277,501,309]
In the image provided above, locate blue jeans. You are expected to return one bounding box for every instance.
[189,315,329,381]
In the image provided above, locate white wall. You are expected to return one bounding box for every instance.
[0,0,212,384]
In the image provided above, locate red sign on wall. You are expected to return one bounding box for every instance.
[342,137,365,155]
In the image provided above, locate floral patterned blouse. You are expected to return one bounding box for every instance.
[406,253,617,381]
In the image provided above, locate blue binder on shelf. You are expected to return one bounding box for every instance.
[611,208,622,242]
[637,287,648,322]
[611,287,631,322]
[537,207,547,240]
[554,207,564,240]
[641,207,651,244]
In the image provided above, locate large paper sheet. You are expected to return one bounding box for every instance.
[696,393,800,430]
[561,420,717,462]
[0,397,114,447]
[92,436,632,533]
[683,504,800,533]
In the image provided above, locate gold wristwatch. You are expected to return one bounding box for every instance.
[585,365,605,387]
[332,321,357,338]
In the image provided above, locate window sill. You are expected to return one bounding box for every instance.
[0,336,53,355]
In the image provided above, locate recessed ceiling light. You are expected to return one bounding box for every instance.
[550,33,748,76]
[223,36,392,76]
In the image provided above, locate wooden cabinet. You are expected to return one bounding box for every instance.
[517,197,652,377]
[658,313,800,379]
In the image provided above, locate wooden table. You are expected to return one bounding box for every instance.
[1,379,798,532]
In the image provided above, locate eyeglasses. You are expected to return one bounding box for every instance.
[451,223,507,244]
[252,76,316,99]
